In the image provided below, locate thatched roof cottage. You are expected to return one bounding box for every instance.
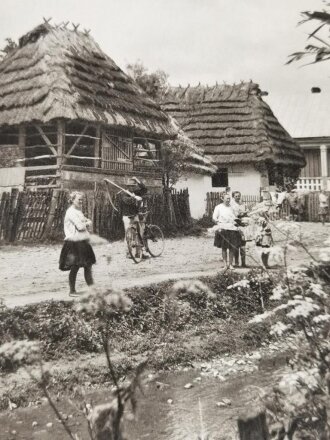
[0,23,180,193]
[161,82,306,217]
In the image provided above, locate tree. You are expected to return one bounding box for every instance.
[126,61,215,189]
[162,117,215,188]
[126,60,169,100]
[287,8,330,65]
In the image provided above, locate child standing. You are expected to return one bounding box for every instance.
[255,213,273,269]
[319,190,329,226]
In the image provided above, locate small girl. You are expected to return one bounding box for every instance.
[255,213,273,269]
[59,191,96,296]
[319,190,329,226]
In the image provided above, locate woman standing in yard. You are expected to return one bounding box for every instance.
[59,192,96,296]
[213,194,241,270]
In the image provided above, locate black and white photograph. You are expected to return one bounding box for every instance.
[0,0,329,438]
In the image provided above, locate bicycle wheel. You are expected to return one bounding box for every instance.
[145,224,165,257]
[126,226,143,263]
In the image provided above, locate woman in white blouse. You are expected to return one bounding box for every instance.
[59,192,96,296]
[213,194,241,269]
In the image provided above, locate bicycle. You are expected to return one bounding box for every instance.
[126,211,165,263]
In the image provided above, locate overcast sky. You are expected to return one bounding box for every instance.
[0,0,329,96]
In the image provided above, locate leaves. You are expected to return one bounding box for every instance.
[289,7,330,65]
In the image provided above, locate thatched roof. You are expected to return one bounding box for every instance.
[161,82,306,168]
[0,23,175,138]
[165,117,217,175]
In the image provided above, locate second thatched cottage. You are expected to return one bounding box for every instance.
[161,82,306,218]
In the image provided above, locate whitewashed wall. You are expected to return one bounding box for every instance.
[0,167,25,194]
[175,164,264,219]
[227,164,263,196]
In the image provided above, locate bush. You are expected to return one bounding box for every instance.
[0,271,273,372]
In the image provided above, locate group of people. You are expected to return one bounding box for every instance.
[212,189,273,270]
[58,178,328,294]
[59,176,147,296]
[276,184,329,225]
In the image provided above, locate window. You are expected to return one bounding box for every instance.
[133,140,160,168]
[212,168,228,187]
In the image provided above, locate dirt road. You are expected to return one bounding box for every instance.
[1,222,329,307]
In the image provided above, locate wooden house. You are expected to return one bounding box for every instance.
[161,82,306,217]
[265,89,330,191]
[0,23,177,194]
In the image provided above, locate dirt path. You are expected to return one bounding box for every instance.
[1,223,329,307]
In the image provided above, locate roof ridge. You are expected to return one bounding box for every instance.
[19,22,95,48]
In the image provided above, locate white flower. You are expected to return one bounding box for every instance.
[270,322,289,336]
[319,246,330,262]
[279,368,319,395]
[249,310,274,324]
[309,283,327,299]
[76,289,132,315]
[287,301,319,319]
[270,285,287,301]
[273,303,290,312]
[0,340,40,364]
[313,314,330,324]
[227,279,250,290]
[173,280,216,300]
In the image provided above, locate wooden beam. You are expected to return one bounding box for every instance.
[25,184,59,189]
[25,165,59,171]
[66,125,89,156]
[16,155,55,162]
[65,133,100,141]
[94,126,101,168]
[25,174,61,180]
[63,154,101,160]
[34,125,57,155]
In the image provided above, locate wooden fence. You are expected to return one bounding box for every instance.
[0,188,191,243]
[206,192,261,218]
[206,191,330,222]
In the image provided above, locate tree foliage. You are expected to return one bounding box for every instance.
[126,60,213,189]
[126,60,169,100]
[287,8,330,65]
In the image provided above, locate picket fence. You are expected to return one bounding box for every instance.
[0,188,191,243]
[205,191,330,222]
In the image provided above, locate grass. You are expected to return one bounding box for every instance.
[0,270,274,410]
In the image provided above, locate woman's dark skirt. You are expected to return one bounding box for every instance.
[59,240,96,271]
[214,229,241,251]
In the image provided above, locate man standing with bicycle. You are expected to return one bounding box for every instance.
[120,177,148,257]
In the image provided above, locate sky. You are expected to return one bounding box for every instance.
[0,0,329,97]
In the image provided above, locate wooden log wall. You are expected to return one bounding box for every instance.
[0,188,192,243]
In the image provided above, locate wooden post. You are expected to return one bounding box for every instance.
[237,411,269,440]
[18,126,26,169]
[57,120,65,187]
[43,189,60,238]
[94,125,101,168]
[7,189,19,242]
